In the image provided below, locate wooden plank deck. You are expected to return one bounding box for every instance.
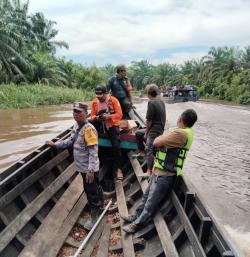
[0,163,76,252]
[96,223,111,257]
[129,154,179,257]
[0,150,69,209]
[18,174,84,257]
[115,180,136,257]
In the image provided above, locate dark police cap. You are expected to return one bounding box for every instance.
[73,102,88,111]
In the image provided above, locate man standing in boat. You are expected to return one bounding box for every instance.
[122,109,198,233]
[107,64,135,119]
[134,84,166,175]
[45,103,103,231]
[90,85,124,180]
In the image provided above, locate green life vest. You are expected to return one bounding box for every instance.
[153,128,194,176]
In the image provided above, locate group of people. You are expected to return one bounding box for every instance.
[163,84,195,97]
[45,64,198,233]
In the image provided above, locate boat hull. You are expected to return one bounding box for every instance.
[0,110,239,257]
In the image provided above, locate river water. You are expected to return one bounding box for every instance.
[0,100,249,256]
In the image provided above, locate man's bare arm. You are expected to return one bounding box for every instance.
[153,135,166,147]
[145,120,152,138]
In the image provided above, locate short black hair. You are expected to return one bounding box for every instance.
[95,85,107,94]
[146,84,159,97]
[181,109,198,127]
[116,64,126,73]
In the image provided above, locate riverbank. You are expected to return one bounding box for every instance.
[198,98,242,106]
[0,84,249,109]
[0,84,94,109]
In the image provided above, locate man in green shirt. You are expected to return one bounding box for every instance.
[107,64,134,119]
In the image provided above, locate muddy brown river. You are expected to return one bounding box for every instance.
[0,100,249,256]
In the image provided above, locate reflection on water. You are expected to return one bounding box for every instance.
[0,104,73,171]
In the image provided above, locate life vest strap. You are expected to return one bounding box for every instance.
[155,147,189,173]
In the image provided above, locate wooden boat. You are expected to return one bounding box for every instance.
[0,110,240,257]
[163,89,199,103]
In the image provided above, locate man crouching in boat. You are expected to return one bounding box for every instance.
[45,102,103,231]
[122,109,198,233]
[90,85,124,180]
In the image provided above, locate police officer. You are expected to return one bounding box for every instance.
[46,102,103,230]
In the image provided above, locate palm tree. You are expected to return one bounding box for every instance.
[0,0,69,83]
[102,64,116,80]
[0,0,31,82]
[129,60,153,89]
[29,12,68,54]
[202,46,240,82]
[32,52,68,86]
[152,63,171,86]
[240,46,250,70]
[181,59,204,85]
[153,63,181,86]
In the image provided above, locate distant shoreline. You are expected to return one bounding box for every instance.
[198,98,247,106]
[0,84,94,110]
[0,84,249,110]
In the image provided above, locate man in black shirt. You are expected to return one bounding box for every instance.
[134,84,166,174]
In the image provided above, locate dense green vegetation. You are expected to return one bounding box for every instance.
[0,0,106,89]
[127,47,250,104]
[0,0,249,107]
[0,84,93,109]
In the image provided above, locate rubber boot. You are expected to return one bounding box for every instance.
[84,208,100,231]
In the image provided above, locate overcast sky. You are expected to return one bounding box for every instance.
[29,0,250,66]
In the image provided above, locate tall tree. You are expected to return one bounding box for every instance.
[102,64,116,81]
[153,63,181,86]
[32,52,67,85]
[29,12,68,54]
[129,60,153,89]
[0,0,31,82]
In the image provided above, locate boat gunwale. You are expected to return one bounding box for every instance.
[0,128,73,186]
[0,109,242,257]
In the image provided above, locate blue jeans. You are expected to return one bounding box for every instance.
[133,175,176,226]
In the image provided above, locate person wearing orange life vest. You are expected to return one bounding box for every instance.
[90,85,124,180]
[122,109,198,233]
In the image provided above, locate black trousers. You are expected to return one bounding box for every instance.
[106,126,123,171]
[81,172,103,209]
[90,120,123,171]
[117,97,131,119]
[135,129,146,151]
